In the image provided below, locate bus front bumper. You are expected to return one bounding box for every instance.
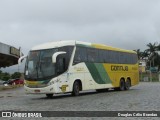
[24,85,57,94]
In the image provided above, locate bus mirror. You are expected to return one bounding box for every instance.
[52,51,66,63]
[18,55,27,65]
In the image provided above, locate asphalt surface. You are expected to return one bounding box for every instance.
[0,82,160,120]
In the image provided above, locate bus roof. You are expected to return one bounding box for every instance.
[91,43,136,54]
[31,40,136,54]
[31,40,77,50]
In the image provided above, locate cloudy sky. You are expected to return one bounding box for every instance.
[0,0,160,72]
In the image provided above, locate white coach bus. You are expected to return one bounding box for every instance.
[19,40,139,98]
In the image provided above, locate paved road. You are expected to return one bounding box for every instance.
[0,82,160,119]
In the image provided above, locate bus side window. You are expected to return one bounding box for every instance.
[98,50,105,63]
[73,47,87,64]
[119,53,123,64]
[87,48,98,62]
[132,54,138,64]
[106,50,112,63]
[59,46,74,69]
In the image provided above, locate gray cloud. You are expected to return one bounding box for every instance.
[1,0,160,72]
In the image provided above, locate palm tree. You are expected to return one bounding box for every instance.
[146,42,157,56]
[155,44,160,70]
[134,49,149,60]
[141,50,149,60]
[156,44,160,51]
[146,43,158,66]
[134,49,142,60]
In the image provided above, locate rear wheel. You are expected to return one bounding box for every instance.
[119,79,125,91]
[72,81,80,96]
[125,79,131,90]
[115,79,125,91]
[46,94,53,98]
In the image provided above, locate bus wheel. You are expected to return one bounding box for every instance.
[125,79,131,90]
[119,79,125,91]
[46,94,53,98]
[72,81,80,96]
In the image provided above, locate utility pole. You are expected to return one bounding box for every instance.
[150,60,152,82]
[18,47,21,73]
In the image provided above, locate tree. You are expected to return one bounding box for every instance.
[2,72,11,81]
[11,72,21,79]
[146,42,157,55]
[134,49,149,60]
[134,49,142,60]
[141,50,149,60]
[155,44,160,70]
[146,42,158,67]
[156,44,160,51]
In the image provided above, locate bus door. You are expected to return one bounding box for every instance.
[56,55,69,92]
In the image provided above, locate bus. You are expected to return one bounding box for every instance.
[19,40,139,98]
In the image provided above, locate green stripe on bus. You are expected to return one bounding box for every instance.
[85,63,104,84]
[94,63,111,84]
[85,63,111,84]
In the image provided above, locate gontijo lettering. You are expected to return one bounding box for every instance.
[111,66,128,71]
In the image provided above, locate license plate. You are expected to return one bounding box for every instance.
[34,90,40,93]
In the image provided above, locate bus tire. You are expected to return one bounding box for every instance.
[72,81,80,96]
[46,94,53,98]
[125,79,131,90]
[119,79,125,91]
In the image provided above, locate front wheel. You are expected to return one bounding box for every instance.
[72,81,80,96]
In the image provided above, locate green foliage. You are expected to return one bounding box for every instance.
[136,42,160,70]
[11,72,21,79]
[0,71,21,81]
[0,72,11,81]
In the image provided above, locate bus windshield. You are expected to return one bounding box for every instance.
[25,46,74,81]
[25,48,58,80]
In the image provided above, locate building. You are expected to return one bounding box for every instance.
[0,42,22,68]
[139,60,146,73]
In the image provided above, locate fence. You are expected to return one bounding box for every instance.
[140,72,160,82]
